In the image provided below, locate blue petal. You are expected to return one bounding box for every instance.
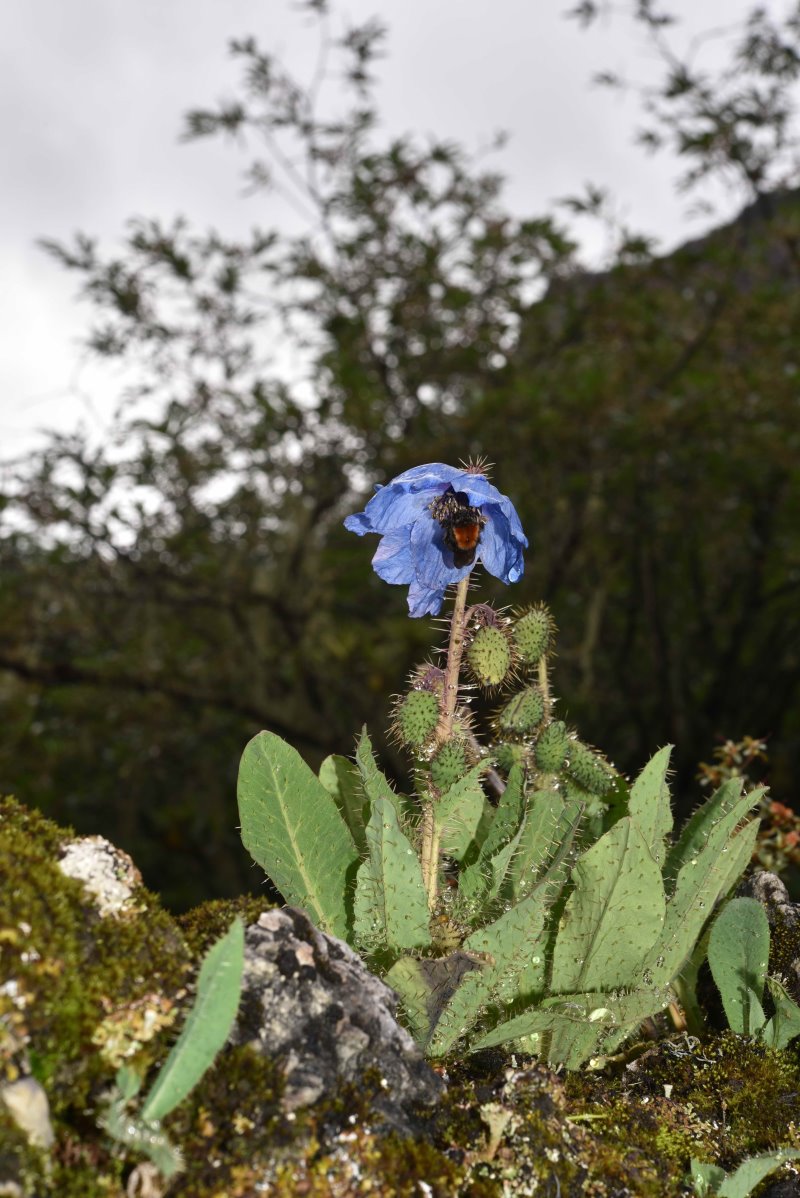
[347,482,439,534]
[389,463,462,489]
[479,505,526,584]
[371,526,416,584]
[407,578,447,617]
[410,514,472,590]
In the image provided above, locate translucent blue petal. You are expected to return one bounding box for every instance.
[478,505,526,584]
[371,526,416,584]
[407,578,447,618]
[410,514,473,590]
[347,482,438,534]
[389,463,462,489]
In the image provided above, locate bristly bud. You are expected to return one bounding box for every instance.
[395,689,441,751]
[466,624,513,689]
[565,738,616,797]
[513,605,556,665]
[534,720,569,772]
[430,739,471,791]
[494,742,528,775]
[496,686,546,738]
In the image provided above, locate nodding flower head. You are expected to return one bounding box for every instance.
[344,462,528,617]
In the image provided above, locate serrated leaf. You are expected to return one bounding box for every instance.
[354,797,431,953]
[355,727,403,817]
[319,754,368,855]
[763,976,800,1049]
[628,745,673,865]
[689,1158,727,1196]
[717,1150,800,1198]
[456,766,526,910]
[435,762,489,861]
[141,918,244,1122]
[427,890,549,1056]
[238,731,358,939]
[707,898,769,1036]
[550,816,666,993]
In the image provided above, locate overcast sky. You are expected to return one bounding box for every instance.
[1,0,779,458]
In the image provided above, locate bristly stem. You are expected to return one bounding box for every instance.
[436,575,471,744]
[421,575,471,912]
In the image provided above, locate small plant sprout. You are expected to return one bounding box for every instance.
[237,460,765,1066]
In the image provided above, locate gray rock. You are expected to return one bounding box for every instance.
[737,870,800,1002]
[0,1077,54,1150]
[231,906,443,1131]
[58,835,144,918]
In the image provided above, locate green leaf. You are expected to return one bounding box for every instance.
[427,890,549,1056]
[141,918,244,1122]
[456,765,526,911]
[355,727,404,817]
[707,898,769,1036]
[664,780,762,890]
[688,1158,727,1196]
[319,753,368,855]
[354,797,431,953]
[435,761,489,861]
[717,1150,800,1198]
[657,790,761,983]
[763,976,800,1049]
[238,731,358,939]
[386,952,483,1047]
[550,816,666,993]
[505,789,581,904]
[628,745,673,865]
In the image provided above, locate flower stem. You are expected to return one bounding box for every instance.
[420,575,471,912]
[435,575,471,745]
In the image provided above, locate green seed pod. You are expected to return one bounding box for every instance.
[467,625,513,688]
[396,689,440,750]
[430,739,469,791]
[497,686,546,737]
[565,739,616,796]
[513,605,555,664]
[493,742,527,774]
[534,720,569,773]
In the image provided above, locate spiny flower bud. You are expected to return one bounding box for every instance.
[493,742,528,774]
[513,605,555,664]
[466,624,513,689]
[565,739,616,797]
[534,720,569,772]
[395,689,441,751]
[430,739,470,792]
[497,686,546,737]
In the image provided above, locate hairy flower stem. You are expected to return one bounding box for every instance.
[436,575,471,745]
[421,576,471,911]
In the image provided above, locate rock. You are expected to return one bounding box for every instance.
[231,906,443,1131]
[58,835,144,918]
[0,1077,54,1150]
[737,870,800,1003]
[738,871,800,927]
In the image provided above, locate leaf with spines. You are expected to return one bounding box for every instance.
[763,976,800,1049]
[655,786,763,983]
[141,918,244,1123]
[386,952,483,1047]
[628,745,674,866]
[427,890,550,1056]
[434,761,489,861]
[715,1150,800,1198]
[503,790,583,904]
[457,764,526,909]
[355,727,405,818]
[664,778,752,890]
[354,797,431,953]
[707,897,769,1036]
[238,732,359,938]
[550,816,666,994]
[319,753,368,855]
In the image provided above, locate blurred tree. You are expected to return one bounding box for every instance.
[1,0,799,906]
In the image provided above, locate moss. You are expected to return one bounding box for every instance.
[177,894,275,957]
[0,796,190,1125]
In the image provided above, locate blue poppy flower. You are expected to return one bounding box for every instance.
[344,463,528,617]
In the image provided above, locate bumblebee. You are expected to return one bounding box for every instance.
[430,489,487,567]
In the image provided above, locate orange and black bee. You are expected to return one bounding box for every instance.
[430,490,487,567]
